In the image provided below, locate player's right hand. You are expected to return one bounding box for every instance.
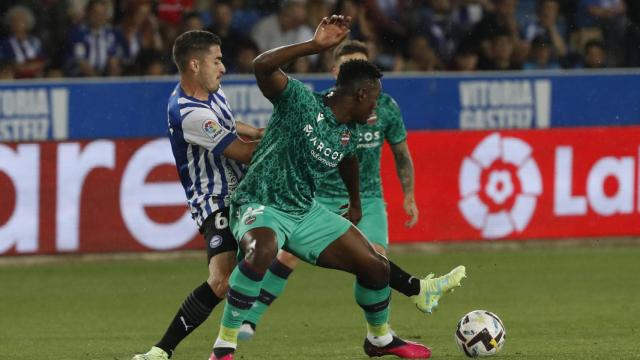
[312,15,351,51]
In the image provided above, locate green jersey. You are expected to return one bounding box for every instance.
[232,78,358,214]
[315,92,407,199]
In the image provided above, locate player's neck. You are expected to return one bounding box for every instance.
[180,79,210,101]
[323,93,351,124]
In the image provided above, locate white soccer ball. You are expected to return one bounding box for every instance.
[454,310,506,357]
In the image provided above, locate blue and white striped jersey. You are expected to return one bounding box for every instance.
[167,83,245,228]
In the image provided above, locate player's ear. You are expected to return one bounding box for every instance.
[189,57,199,73]
[356,87,367,102]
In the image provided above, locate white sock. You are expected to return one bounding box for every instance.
[367,331,393,347]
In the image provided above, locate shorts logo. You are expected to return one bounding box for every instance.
[458,133,542,239]
[203,119,223,139]
[209,235,223,248]
[241,205,265,225]
[340,130,351,146]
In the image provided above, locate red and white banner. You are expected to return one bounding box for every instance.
[0,138,202,255]
[2,126,640,255]
[382,126,640,242]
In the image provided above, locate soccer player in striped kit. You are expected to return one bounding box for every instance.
[132,30,262,360]
[236,38,467,350]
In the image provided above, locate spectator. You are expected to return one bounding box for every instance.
[127,48,167,75]
[401,35,443,71]
[228,0,263,37]
[181,11,204,32]
[471,0,529,65]
[66,0,122,76]
[204,0,251,65]
[115,1,154,70]
[306,0,331,30]
[1,5,46,78]
[413,0,465,63]
[448,37,479,71]
[577,39,607,67]
[231,37,259,73]
[522,0,568,59]
[523,34,562,69]
[363,0,407,49]
[0,58,15,79]
[332,0,375,41]
[575,0,627,65]
[479,29,522,70]
[251,0,313,53]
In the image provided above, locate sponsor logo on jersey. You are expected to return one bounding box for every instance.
[340,130,351,146]
[302,124,346,166]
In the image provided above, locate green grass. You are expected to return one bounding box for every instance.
[2,245,639,359]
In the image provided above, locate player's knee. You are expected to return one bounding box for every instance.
[359,253,390,288]
[207,276,229,297]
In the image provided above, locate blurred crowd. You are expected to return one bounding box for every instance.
[0,0,639,79]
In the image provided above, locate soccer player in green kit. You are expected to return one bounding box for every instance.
[209,15,445,359]
[237,39,466,341]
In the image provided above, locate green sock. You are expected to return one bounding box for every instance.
[354,281,391,328]
[245,259,293,326]
[217,261,264,344]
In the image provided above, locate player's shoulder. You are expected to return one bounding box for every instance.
[378,92,400,108]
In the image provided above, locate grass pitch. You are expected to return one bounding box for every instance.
[1,243,639,359]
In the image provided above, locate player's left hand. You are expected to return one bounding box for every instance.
[340,202,362,225]
[312,15,352,50]
[404,195,419,228]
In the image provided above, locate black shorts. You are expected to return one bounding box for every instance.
[199,208,238,262]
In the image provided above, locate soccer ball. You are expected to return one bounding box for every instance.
[454,310,506,357]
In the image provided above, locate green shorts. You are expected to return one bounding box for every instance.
[315,197,389,249]
[230,200,352,264]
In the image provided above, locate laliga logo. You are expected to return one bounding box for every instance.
[458,133,542,239]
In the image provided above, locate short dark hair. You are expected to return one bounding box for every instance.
[333,40,369,61]
[584,39,605,52]
[172,30,222,73]
[336,59,382,91]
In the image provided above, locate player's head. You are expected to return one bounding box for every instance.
[331,40,369,78]
[173,30,226,92]
[335,59,382,125]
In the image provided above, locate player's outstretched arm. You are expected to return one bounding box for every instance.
[390,140,419,228]
[222,139,258,165]
[253,15,351,100]
[236,121,265,140]
[338,154,362,224]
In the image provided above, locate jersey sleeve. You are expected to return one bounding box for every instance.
[181,107,237,155]
[271,77,311,107]
[383,95,408,145]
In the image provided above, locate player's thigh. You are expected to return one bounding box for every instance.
[316,196,389,250]
[357,197,389,250]
[201,208,238,263]
[276,250,301,269]
[230,202,293,261]
[287,201,354,265]
[316,226,389,287]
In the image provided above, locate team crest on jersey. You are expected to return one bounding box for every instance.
[203,119,223,139]
[367,112,378,125]
[340,130,351,146]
